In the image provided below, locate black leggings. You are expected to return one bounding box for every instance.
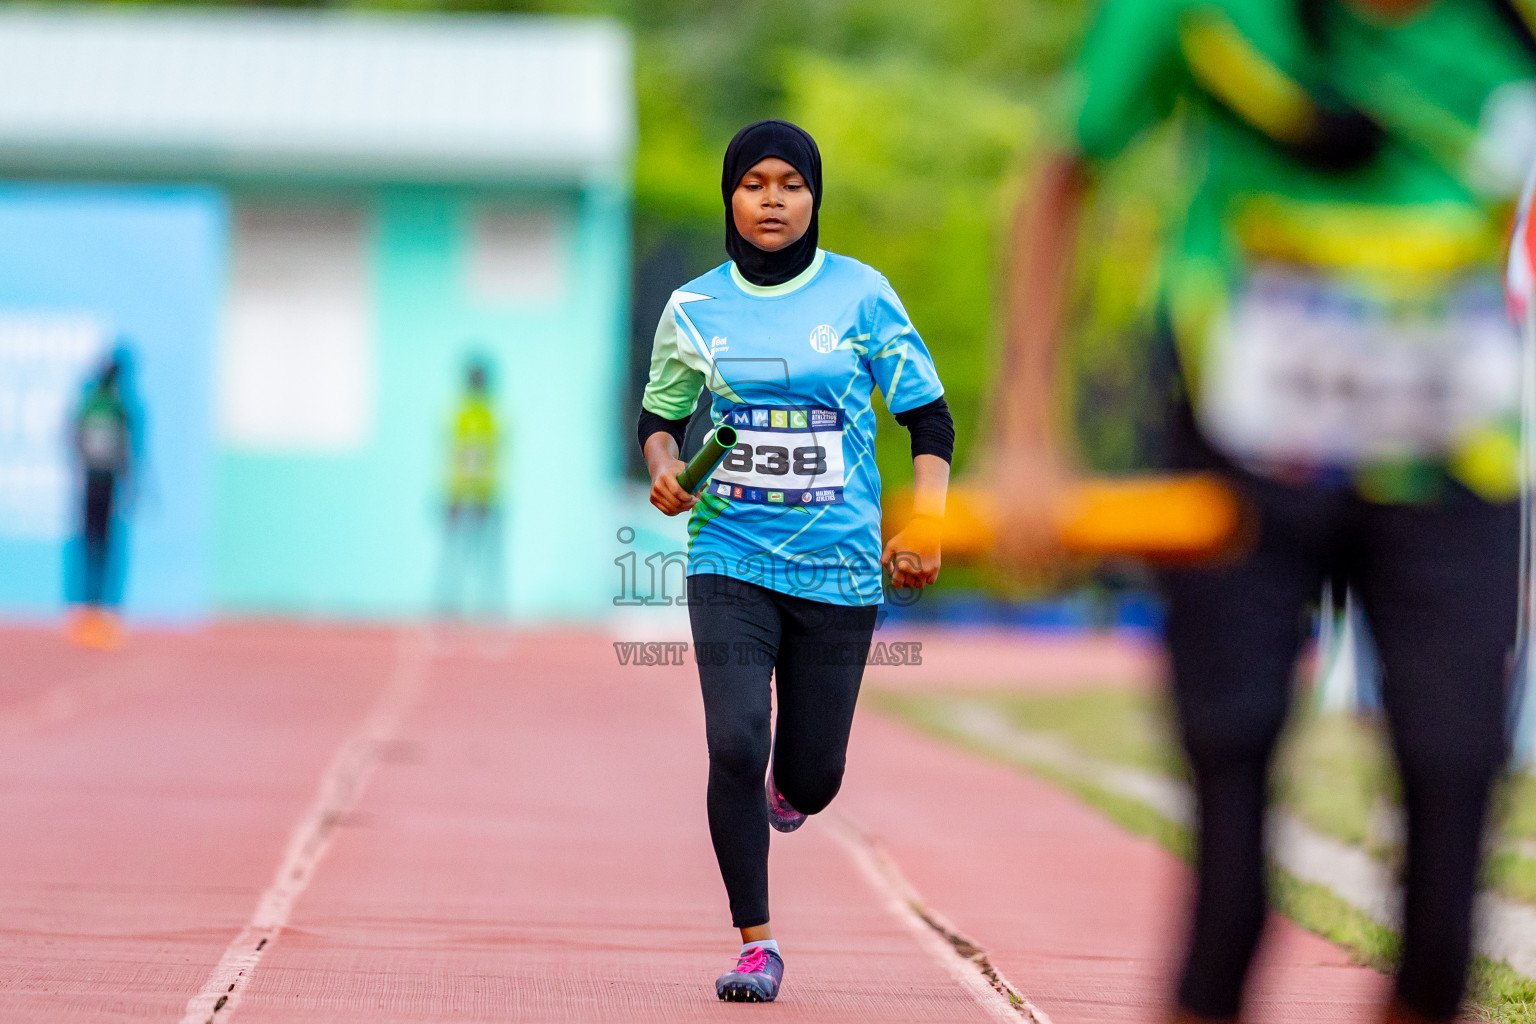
[687,573,878,929]
[1160,410,1516,1021]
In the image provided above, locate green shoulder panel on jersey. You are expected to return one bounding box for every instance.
[642,293,708,421]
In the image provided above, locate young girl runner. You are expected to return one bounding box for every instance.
[638,119,955,1003]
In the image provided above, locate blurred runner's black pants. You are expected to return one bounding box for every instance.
[82,469,116,606]
[687,573,877,929]
[1160,406,1517,1021]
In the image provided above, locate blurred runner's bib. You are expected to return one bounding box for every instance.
[455,443,492,477]
[1200,268,1519,469]
[707,404,845,506]
[80,418,125,469]
[78,399,128,473]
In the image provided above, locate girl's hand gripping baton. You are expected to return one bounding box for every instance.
[677,424,739,494]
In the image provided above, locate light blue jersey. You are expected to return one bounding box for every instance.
[642,249,944,606]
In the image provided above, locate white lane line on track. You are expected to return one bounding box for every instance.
[824,810,1051,1024]
[944,701,1536,980]
[178,629,430,1024]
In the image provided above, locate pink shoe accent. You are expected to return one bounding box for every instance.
[734,947,770,973]
[766,767,807,832]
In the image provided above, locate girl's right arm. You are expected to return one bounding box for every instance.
[639,294,707,516]
[643,430,696,516]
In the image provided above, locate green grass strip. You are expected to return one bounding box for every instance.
[1487,852,1536,909]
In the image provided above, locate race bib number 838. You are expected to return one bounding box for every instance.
[707,405,845,506]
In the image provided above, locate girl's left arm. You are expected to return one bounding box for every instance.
[867,276,954,589]
[883,453,949,589]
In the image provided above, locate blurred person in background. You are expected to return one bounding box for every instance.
[68,347,137,649]
[1002,0,1536,1020]
[436,355,505,622]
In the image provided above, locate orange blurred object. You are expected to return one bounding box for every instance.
[1054,475,1245,560]
[66,607,125,650]
[885,474,1246,563]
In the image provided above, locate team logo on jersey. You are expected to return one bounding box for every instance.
[809,324,839,354]
[730,409,751,426]
[752,409,769,427]
[789,411,808,429]
[733,486,744,499]
[768,491,784,503]
[771,410,788,428]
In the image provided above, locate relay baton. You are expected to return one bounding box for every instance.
[677,424,739,494]
[1052,475,1244,559]
[885,474,1245,563]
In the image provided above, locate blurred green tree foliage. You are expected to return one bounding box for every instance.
[102,0,1179,484]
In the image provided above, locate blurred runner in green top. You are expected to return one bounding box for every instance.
[436,357,505,620]
[74,350,135,610]
[1001,2,1536,1022]
[1053,0,1536,501]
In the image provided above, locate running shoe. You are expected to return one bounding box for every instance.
[765,764,806,833]
[715,946,784,1002]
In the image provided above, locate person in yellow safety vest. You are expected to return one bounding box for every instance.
[436,358,505,620]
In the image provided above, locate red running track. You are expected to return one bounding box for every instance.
[0,623,1384,1023]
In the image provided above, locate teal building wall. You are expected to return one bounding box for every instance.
[214,184,630,621]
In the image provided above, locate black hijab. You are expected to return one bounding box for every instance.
[722,119,822,287]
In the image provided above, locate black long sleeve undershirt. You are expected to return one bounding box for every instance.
[893,396,955,464]
[638,407,689,457]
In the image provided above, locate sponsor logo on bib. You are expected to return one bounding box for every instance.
[809,324,838,354]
